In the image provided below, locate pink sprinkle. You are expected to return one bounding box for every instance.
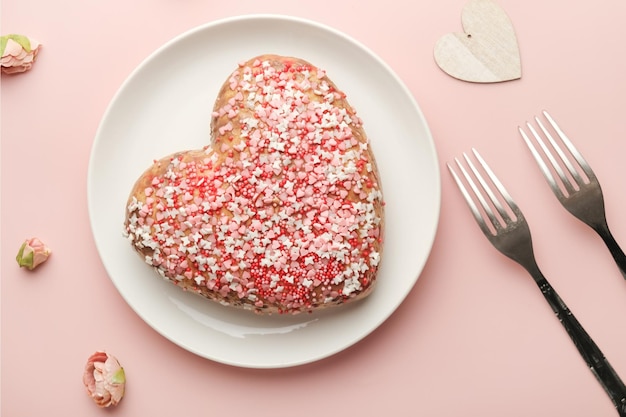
[219,122,233,135]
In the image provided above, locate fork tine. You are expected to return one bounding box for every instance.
[448,149,519,236]
[542,110,596,181]
[447,157,495,237]
[519,122,572,198]
[463,152,508,220]
[535,117,582,184]
[471,148,521,220]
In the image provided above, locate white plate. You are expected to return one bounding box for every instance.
[88,14,440,368]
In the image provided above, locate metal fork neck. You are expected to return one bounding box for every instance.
[592,222,626,280]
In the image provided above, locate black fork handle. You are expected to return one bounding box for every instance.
[531,271,626,416]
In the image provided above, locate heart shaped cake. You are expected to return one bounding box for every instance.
[124,54,384,314]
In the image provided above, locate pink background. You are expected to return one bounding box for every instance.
[3,0,626,416]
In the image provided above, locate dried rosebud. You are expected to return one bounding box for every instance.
[1,34,41,74]
[83,351,126,407]
[16,238,51,270]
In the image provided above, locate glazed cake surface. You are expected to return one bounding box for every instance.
[124,54,384,314]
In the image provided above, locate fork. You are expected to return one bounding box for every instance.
[519,111,626,279]
[449,149,626,416]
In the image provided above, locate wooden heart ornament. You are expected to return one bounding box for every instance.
[124,55,385,315]
[434,0,521,83]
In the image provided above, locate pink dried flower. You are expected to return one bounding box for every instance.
[16,237,51,270]
[83,351,126,407]
[1,34,41,74]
